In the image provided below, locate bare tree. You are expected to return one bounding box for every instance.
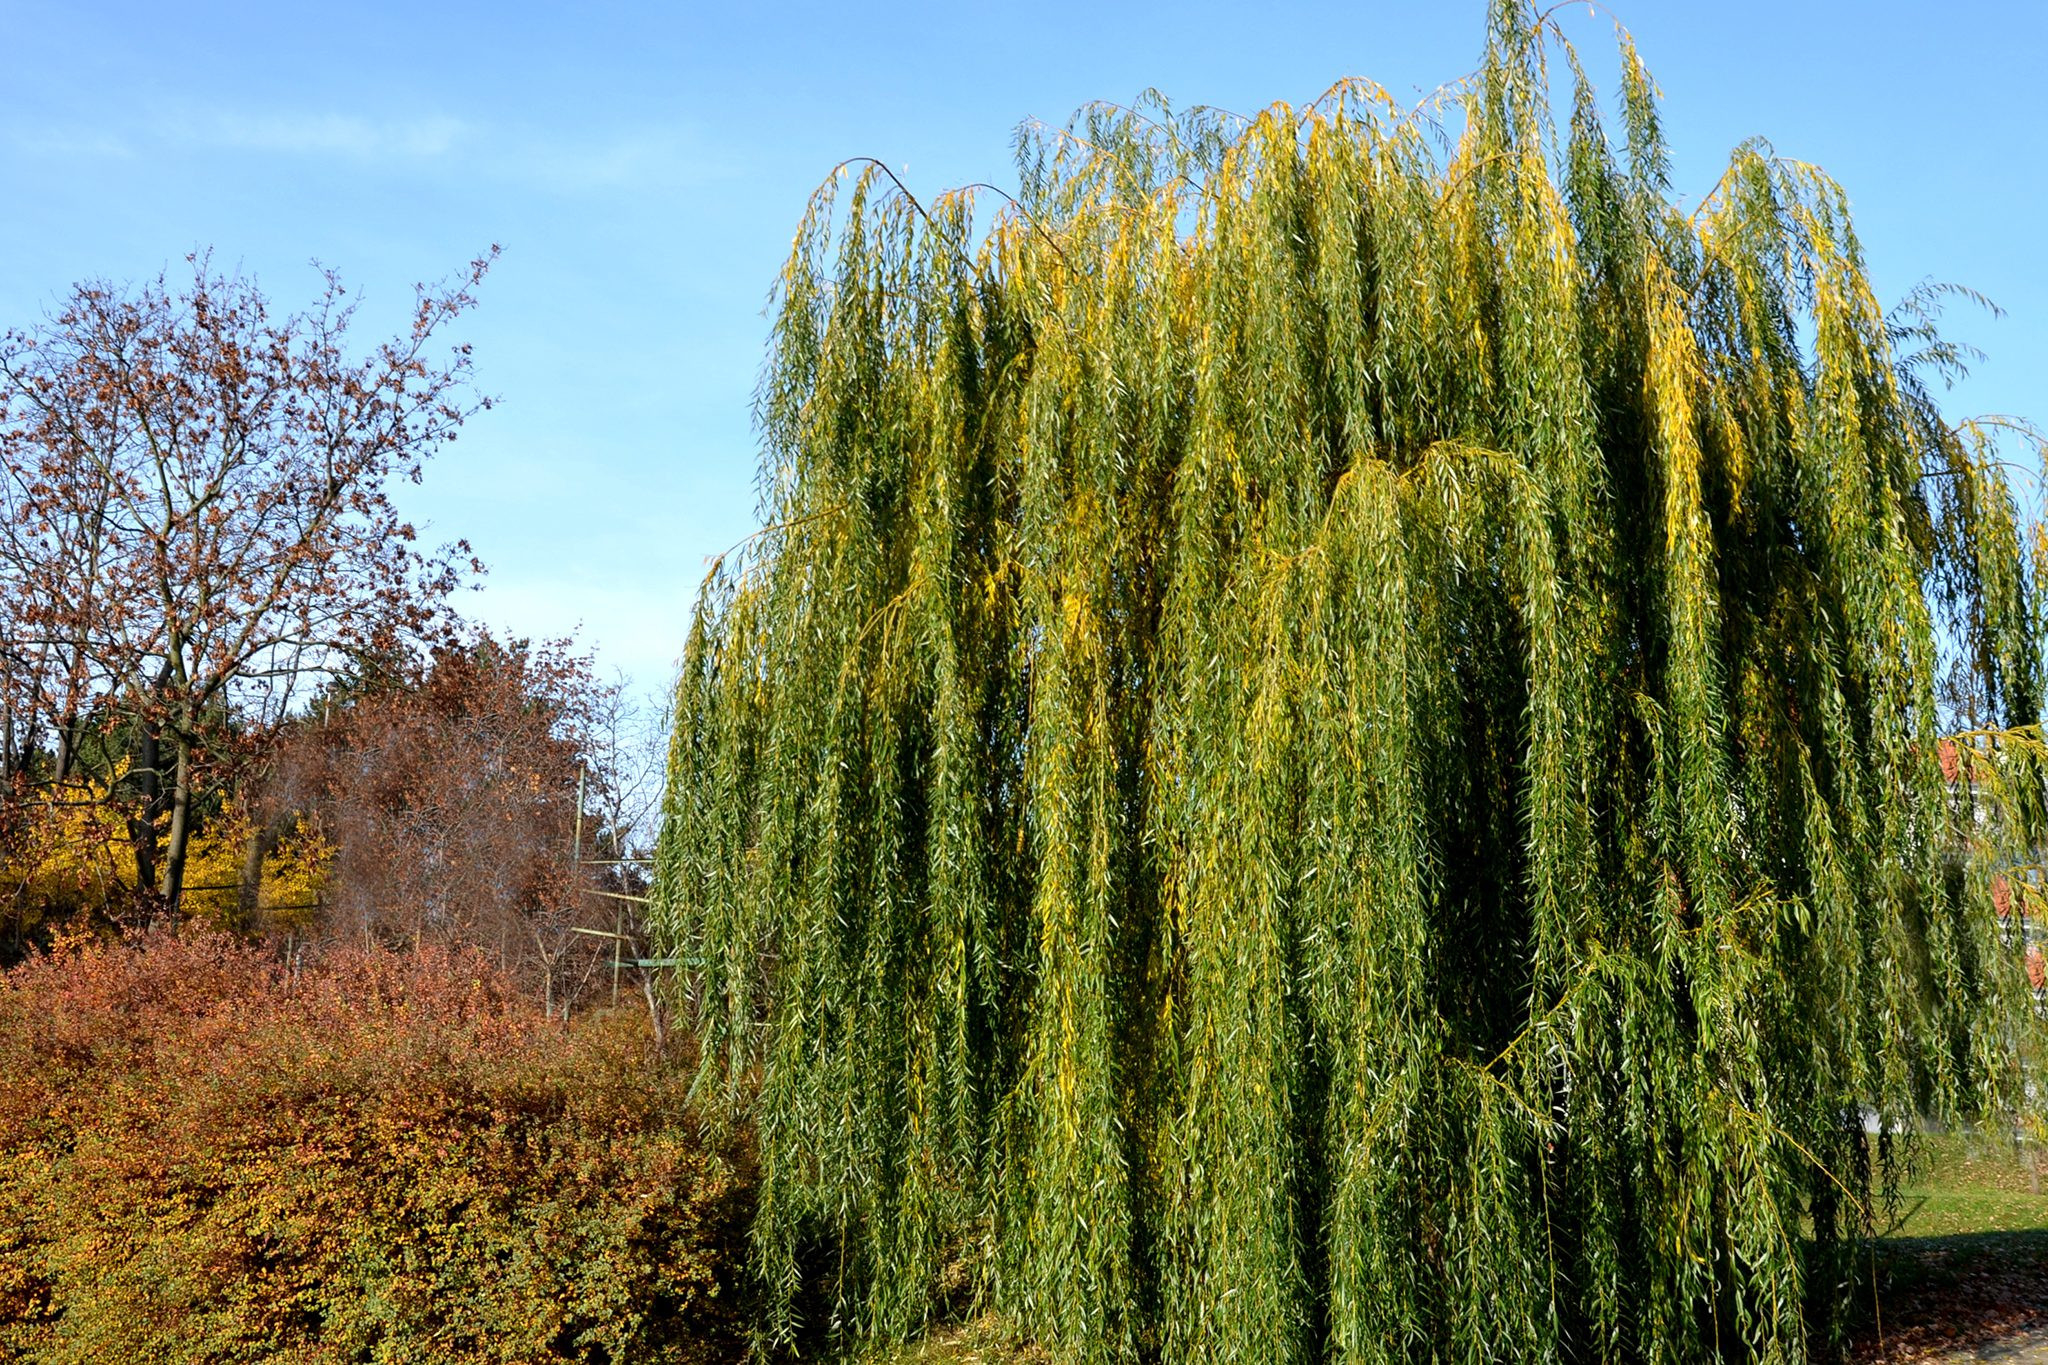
[581,671,674,868]
[570,673,677,1038]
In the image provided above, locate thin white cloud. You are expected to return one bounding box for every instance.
[7,106,731,194]
[508,130,733,194]
[7,126,135,158]
[183,111,472,160]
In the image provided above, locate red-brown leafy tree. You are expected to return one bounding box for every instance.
[0,251,493,916]
[260,634,632,1018]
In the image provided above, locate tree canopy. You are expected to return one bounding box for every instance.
[653,6,2048,1360]
[0,253,491,915]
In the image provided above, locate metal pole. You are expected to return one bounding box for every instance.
[572,766,585,863]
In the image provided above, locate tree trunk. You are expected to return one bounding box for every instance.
[231,810,286,935]
[159,732,193,916]
[127,718,161,908]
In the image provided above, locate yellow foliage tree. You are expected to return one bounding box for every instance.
[1,758,332,942]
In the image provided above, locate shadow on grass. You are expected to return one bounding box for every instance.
[1850,1230,2048,1362]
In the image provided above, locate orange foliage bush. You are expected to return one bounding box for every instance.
[0,932,750,1364]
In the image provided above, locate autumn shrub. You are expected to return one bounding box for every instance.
[0,930,750,1365]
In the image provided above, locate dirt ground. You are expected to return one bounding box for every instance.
[1853,1232,2048,1362]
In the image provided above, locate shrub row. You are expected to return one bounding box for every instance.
[0,932,749,1364]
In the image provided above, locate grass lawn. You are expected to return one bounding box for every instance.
[1854,1134,2048,1361]
[1886,1133,2048,1238]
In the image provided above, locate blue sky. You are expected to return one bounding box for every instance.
[3,2,2042,704]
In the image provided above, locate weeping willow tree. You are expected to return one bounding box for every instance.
[653,6,2048,1360]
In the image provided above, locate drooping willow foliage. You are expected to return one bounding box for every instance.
[653,6,2048,1360]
